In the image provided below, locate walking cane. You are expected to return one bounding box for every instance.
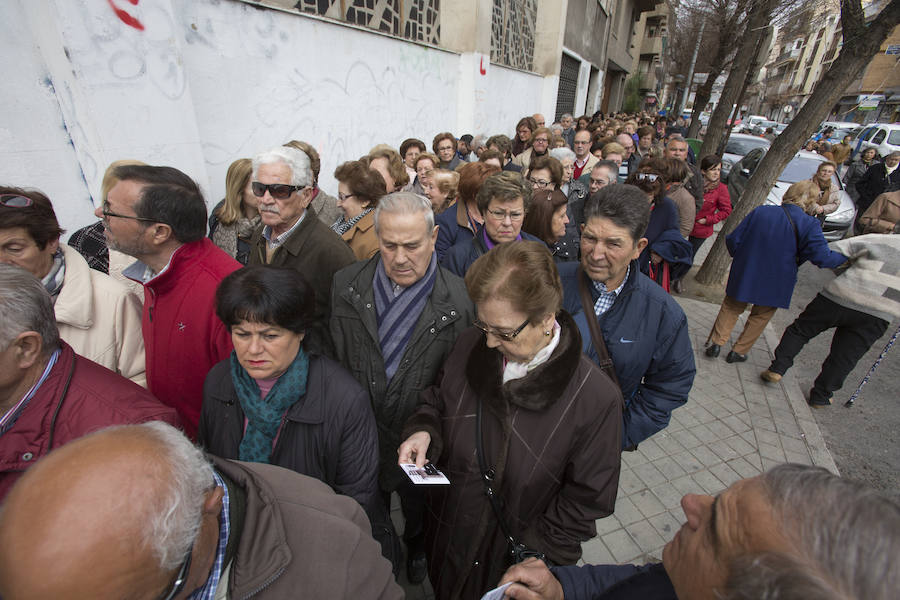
[845,323,900,407]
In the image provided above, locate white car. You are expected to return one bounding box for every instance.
[727,149,855,241]
[721,133,771,181]
[852,122,900,158]
[815,121,860,145]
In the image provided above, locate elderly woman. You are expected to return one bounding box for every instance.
[208,158,259,265]
[407,151,439,196]
[689,155,732,258]
[423,168,460,214]
[705,181,848,363]
[435,162,501,260]
[367,145,410,193]
[513,127,552,170]
[0,186,145,385]
[526,154,563,192]
[441,171,542,277]
[624,160,692,289]
[199,264,384,544]
[433,132,461,170]
[400,138,426,184]
[522,189,571,262]
[843,147,878,202]
[398,241,622,600]
[331,160,388,260]
[511,116,537,158]
[549,147,576,195]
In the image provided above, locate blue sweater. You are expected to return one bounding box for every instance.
[560,261,696,448]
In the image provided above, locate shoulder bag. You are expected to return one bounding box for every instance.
[576,265,621,389]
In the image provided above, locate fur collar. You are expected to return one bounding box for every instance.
[465,310,583,413]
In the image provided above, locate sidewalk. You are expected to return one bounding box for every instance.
[399,291,840,599]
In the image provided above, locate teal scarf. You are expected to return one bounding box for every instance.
[229,348,309,463]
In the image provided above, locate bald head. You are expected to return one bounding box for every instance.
[615,134,635,159]
[0,423,218,599]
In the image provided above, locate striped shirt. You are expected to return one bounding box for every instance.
[263,212,306,250]
[0,349,60,437]
[187,470,231,600]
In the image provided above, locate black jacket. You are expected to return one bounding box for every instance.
[856,161,900,206]
[199,353,380,515]
[330,254,474,491]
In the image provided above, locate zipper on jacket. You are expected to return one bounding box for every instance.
[240,567,286,599]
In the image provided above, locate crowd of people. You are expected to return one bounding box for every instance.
[0,108,898,600]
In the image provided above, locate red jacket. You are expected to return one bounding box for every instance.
[129,238,240,438]
[690,182,732,239]
[0,342,179,500]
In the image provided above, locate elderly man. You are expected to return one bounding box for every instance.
[0,187,144,385]
[0,265,177,499]
[572,129,600,180]
[588,161,619,195]
[487,134,523,173]
[283,140,342,225]
[98,164,240,438]
[0,422,402,599]
[247,145,355,356]
[331,192,474,583]
[665,136,703,207]
[635,125,657,161]
[499,463,900,600]
[560,113,576,149]
[559,186,695,449]
[533,113,546,129]
[616,133,639,177]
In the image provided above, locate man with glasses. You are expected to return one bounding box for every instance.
[99,164,240,439]
[247,146,355,357]
[616,133,640,177]
[588,161,618,195]
[0,422,403,599]
[572,130,599,180]
[559,186,695,450]
[442,172,542,277]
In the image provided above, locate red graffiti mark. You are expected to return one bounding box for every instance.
[479,57,486,75]
[108,0,144,31]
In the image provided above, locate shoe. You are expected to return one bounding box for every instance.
[726,350,747,363]
[808,391,833,408]
[407,552,427,584]
[760,369,782,383]
[705,344,721,358]
[672,279,684,294]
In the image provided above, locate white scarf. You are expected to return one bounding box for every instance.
[502,320,561,383]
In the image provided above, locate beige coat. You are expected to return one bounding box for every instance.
[56,245,146,386]
[860,190,900,234]
[342,210,379,260]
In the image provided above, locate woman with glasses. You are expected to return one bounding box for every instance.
[624,161,692,291]
[689,155,733,259]
[398,241,622,600]
[441,172,542,277]
[434,162,501,261]
[511,116,537,158]
[208,158,260,265]
[331,160,388,260]
[512,127,552,171]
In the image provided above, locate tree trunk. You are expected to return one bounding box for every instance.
[687,76,718,138]
[696,0,900,285]
[698,0,775,160]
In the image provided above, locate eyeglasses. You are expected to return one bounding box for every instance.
[251,182,304,200]
[573,140,591,146]
[101,201,158,223]
[636,173,659,182]
[528,178,553,189]
[157,547,193,600]
[0,194,33,208]
[590,177,609,187]
[338,192,357,202]
[473,317,530,341]
[533,138,549,144]
[486,207,524,222]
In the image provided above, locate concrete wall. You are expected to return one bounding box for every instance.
[1,0,549,239]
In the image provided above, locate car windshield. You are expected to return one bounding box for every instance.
[832,127,856,139]
[725,137,770,155]
[889,130,900,145]
[780,156,832,184]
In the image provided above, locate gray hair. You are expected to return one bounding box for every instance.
[561,113,573,120]
[748,464,900,600]
[888,151,900,160]
[252,146,313,188]
[549,147,576,163]
[0,264,60,354]
[722,552,848,600]
[136,421,216,571]
[666,134,687,147]
[471,134,488,152]
[549,123,563,135]
[374,191,435,236]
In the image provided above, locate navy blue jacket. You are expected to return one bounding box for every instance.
[553,562,676,600]
[435,201,474,262]
[725,204,847,308]
[441,225,543,277]
[560,261,696,448]
[639,197,680,275]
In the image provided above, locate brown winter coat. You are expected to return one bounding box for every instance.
[402,311,622,599]
[860,190,900,234]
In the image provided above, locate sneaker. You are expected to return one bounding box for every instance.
[760,370,782,383]
[725,350,747,363]
[705,344,721,358]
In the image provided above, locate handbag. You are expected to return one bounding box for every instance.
[575,265,621,389]
[475,397,552,566]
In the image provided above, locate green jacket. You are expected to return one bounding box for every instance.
[330,254,474,491]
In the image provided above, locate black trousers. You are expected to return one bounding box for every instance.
[382,478,426,556]
[688,236,707,260]
[769,294,888,403]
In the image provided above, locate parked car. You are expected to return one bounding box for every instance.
[815,121,859,145]
[851,122,900,158]
[727,149,856,241]
[749,120,778,136]
[737,115,769,133]
[774,122,789,135]
[721,133,771,181]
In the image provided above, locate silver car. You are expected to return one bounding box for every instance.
[727,149,856,241]
[721,133,771,181]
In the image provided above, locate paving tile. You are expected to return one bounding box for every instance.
[647,510,683,540]
[779,435,809,457]
[581,536,615,565]
[706,420,738,440]
[690,444,724,467]
[723,434,756,457]
[670,474,703,496]
[784,450,814,465]
[633,462,667,488]
[691,423,719,444]
[692,469,727,495]
[758,441,787,463]
[760,456,785,471]
[651,455,688,480]
[626,519,667,552]
[595,513,623,535]
[614,495,645,526]
[755,428,783,449]
[671,450,704,473]
[751,415,777,433]
[602,529,642,563]
[708,461,743,487]
[655,434,687,456]
[637,438,666,461]
[649,481,684,509]
[706,439,741,462]
[618,467,645,496]
[774,419,803,439]
[726,456,762,478]
[671,428,703,450]
[621,447,649,468]
[631,489,667,519]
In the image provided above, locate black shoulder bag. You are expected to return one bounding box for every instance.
[475,397,552,566]
[781,204,802,265]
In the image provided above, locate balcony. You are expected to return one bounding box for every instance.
[772,46,801,67]
[641,36,663,56]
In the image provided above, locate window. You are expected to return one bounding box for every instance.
[888,130,900,145]
[872,129,887,144]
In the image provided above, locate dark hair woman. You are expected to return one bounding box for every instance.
[522,189,570,261]
[689,155,732,259]
[512,116,538,158]
[398,241,622,600]
[332,160,388,260]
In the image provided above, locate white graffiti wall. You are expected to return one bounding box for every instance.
[0,0,547,237]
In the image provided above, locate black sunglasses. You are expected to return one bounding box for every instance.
[251,182,304,200]
[0,194,33,208]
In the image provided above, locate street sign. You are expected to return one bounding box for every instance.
[887,44,900,55]
[858,94,884,110]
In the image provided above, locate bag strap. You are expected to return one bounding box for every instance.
[781,204,802,266]
[576,265,621,388]
[475,396,521,552]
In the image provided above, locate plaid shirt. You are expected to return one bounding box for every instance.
[67,221,109,274]
[593,265,630,317]
[187,470,230,600]
[262,212,306,250]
